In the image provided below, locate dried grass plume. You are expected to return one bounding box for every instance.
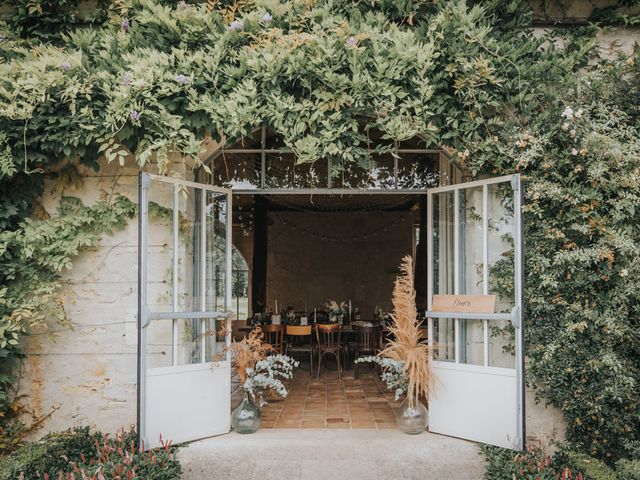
[381,255,432,409]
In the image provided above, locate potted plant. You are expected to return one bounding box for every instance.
[226,328,298,433]
[355,255,431,434]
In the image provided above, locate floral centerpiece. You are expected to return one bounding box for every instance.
[325,300,347,322]
[355,255,432,434]
[225,327,298,433]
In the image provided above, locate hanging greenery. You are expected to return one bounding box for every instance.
[0,0,638,465]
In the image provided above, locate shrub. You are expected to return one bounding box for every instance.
[0,427,181,480]
[616,459,640,480]
[557,449,617,480]
[0,427,98,480]
[481,443,562,480]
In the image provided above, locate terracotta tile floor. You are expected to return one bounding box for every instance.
[232,363,400,430]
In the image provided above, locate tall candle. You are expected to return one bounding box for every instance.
[275,299,278,313]
[349,300,352,317]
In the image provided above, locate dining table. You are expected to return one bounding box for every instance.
[238,320,391,333]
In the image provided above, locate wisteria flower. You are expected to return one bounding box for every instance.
[620,269,629,277]
[260,13,273,24]
[177,0,189,9]
[227,19,244,32]
[60,62,71,71]
[121,18,130,31]
[175,74,189,85]
[561,122,570,131]
[574,108,583,118]
[561,106,574,119]
[346,36,357,47]
[571,148,578,155]
[122,72,133,86]
[130,110,141,122]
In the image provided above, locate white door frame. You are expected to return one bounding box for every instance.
[137,173,233,448]
[426,174,525,450]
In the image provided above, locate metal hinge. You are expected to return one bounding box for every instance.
[140,173,151,189]
[511,174,521,192]
[510,306,521,329]
[140,306,152,329]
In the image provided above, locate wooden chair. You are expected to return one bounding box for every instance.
[285,325,314,376]
[315,324,343,379]
[262,324,284,354]
[354,325,382,379]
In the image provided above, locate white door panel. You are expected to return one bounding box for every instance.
[427,175,525,450]
[145,364,230,446]
[138,173,232,449]
[429,363,518,449]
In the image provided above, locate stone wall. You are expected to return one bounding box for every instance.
[19,160,141,434]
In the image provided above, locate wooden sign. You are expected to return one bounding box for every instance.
[431,295,496,313]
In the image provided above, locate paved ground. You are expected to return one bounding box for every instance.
[178,429,486,480]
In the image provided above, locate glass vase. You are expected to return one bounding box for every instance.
[396,397,428,434]
[231,391,261,434]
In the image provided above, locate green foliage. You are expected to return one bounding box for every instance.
[558,449,618,480]
[503,56,640,461]
[482,443,632,480]
[0,427,181,480]
[616,459,640,480]
[0,426,98,479]
[481,444,562,480]
[0,194,136,453]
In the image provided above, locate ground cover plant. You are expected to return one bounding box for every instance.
[0,426,181,480]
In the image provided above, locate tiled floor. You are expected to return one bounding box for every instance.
[232,364,400,430]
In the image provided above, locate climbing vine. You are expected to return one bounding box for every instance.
[0,0,639,465]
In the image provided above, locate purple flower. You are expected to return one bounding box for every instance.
[227,19,244,32]
[177,0,188,9]
[122,72,133,86]
[175,74,189,85]
[260,13,273,24]
[130,110,141,122]
[121,18,130,31]
[60,62,71,71]
[346,36,357,47]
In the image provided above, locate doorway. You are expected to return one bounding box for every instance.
[137,165,524,450]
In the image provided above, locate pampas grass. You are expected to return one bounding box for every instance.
[381,255,431,409]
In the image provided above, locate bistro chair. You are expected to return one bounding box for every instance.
[285,325,314,376]
[315,323,343,380]
[354,325,383,379]
[262,324,284,354]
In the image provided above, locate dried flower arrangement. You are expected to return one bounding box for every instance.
[225,327,298,400]
[357,255,431,408]
[324,300,349,323]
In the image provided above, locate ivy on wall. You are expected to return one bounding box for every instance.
[0,0,638,464]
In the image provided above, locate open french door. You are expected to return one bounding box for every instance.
[137,173,232,449]
[426,174,525,450]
